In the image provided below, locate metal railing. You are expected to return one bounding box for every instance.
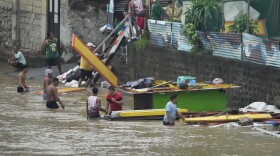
[93,14,130,54]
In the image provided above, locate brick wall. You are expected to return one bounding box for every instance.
[111,44,280,109]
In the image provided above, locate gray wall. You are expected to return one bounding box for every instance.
[0,1,13,60]
[60,0,107,62]
[111,44,280,109]
[0,0,108,67]
[0,0,47,67]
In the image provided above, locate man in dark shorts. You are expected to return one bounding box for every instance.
[45,78,65,109]
[44,32,62,74]
[43,69,53,100]
[87,87,107,119]
[17,64,29,92]
[8,45,27,71]
[105,86,124,115]
[78,42,96,88]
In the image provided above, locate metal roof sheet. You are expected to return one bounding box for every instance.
[207,32,242,60]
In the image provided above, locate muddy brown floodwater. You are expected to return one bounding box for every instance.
[0,62,279,155]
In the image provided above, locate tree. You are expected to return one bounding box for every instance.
[185,0,223,32]
[184,0,223,50]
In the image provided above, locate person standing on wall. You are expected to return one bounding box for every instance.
[124,0,132,16]
[43,32,62,74]
[173,0,183,23]
[129,0,146,36]
[78,42,96,88]
[163,93,184,126]
[151,0,163,20]
[105,86,124,115]
[165,1,173,21]
[8,45,27,71]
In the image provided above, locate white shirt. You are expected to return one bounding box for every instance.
[15,51,26,65]
[88,96,98,109]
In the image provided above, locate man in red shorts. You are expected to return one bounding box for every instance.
[105,86,124,114]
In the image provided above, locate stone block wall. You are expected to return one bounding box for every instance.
[19,0,45,55]
[0,0,47,67]
[0,0,13,59]
[60,0,107,59]
[110,44,280,109]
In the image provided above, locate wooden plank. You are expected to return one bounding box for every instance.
[34,87,86,94]
[72,34,118,86]
[184,114,272,122]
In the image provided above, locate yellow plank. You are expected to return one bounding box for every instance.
[184,114,272,122]
[34,87,86,94]
[72,34,118,86]
[118,109,188,117]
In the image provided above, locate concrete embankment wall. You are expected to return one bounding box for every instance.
[111,44,280,109]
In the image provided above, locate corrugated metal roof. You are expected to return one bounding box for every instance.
[196,31,211,50]
[242,33,266,65]
[207,32,242,60]
[148,20,172,46]
[172,22,192,51]
[147,19,192,51]
[264,40,280,67]
[114,0,125,12]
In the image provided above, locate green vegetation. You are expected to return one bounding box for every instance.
[184,0,223,50]
[183,23,202,50]
[185,0,223,32]
[134,35,149,51]
[228,14,258,34]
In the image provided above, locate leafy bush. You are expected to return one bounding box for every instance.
[184,0,222,50]
[134,35,149,51]
[183,23,202,49]
[185,0,223,32]
[228,14,258,34]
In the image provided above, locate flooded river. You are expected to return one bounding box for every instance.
[0,63,279,155]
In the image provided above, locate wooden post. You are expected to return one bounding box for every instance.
[247,0,250,33]
[221,0,224,32]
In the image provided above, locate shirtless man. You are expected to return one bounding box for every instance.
[46,78,65,109]
[17,64,29,92]
[43,69,53,100]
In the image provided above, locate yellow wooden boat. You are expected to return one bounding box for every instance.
[117,109,188,117]
[183,114,272,122]
[33,87,86,94]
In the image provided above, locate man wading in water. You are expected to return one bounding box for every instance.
[17,64,29,92]
[163,93,183,126]
[46,78,65,109]
[87,87,107,119]
[43,69,53,100]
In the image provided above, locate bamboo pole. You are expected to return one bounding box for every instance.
[247,0,250,33]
